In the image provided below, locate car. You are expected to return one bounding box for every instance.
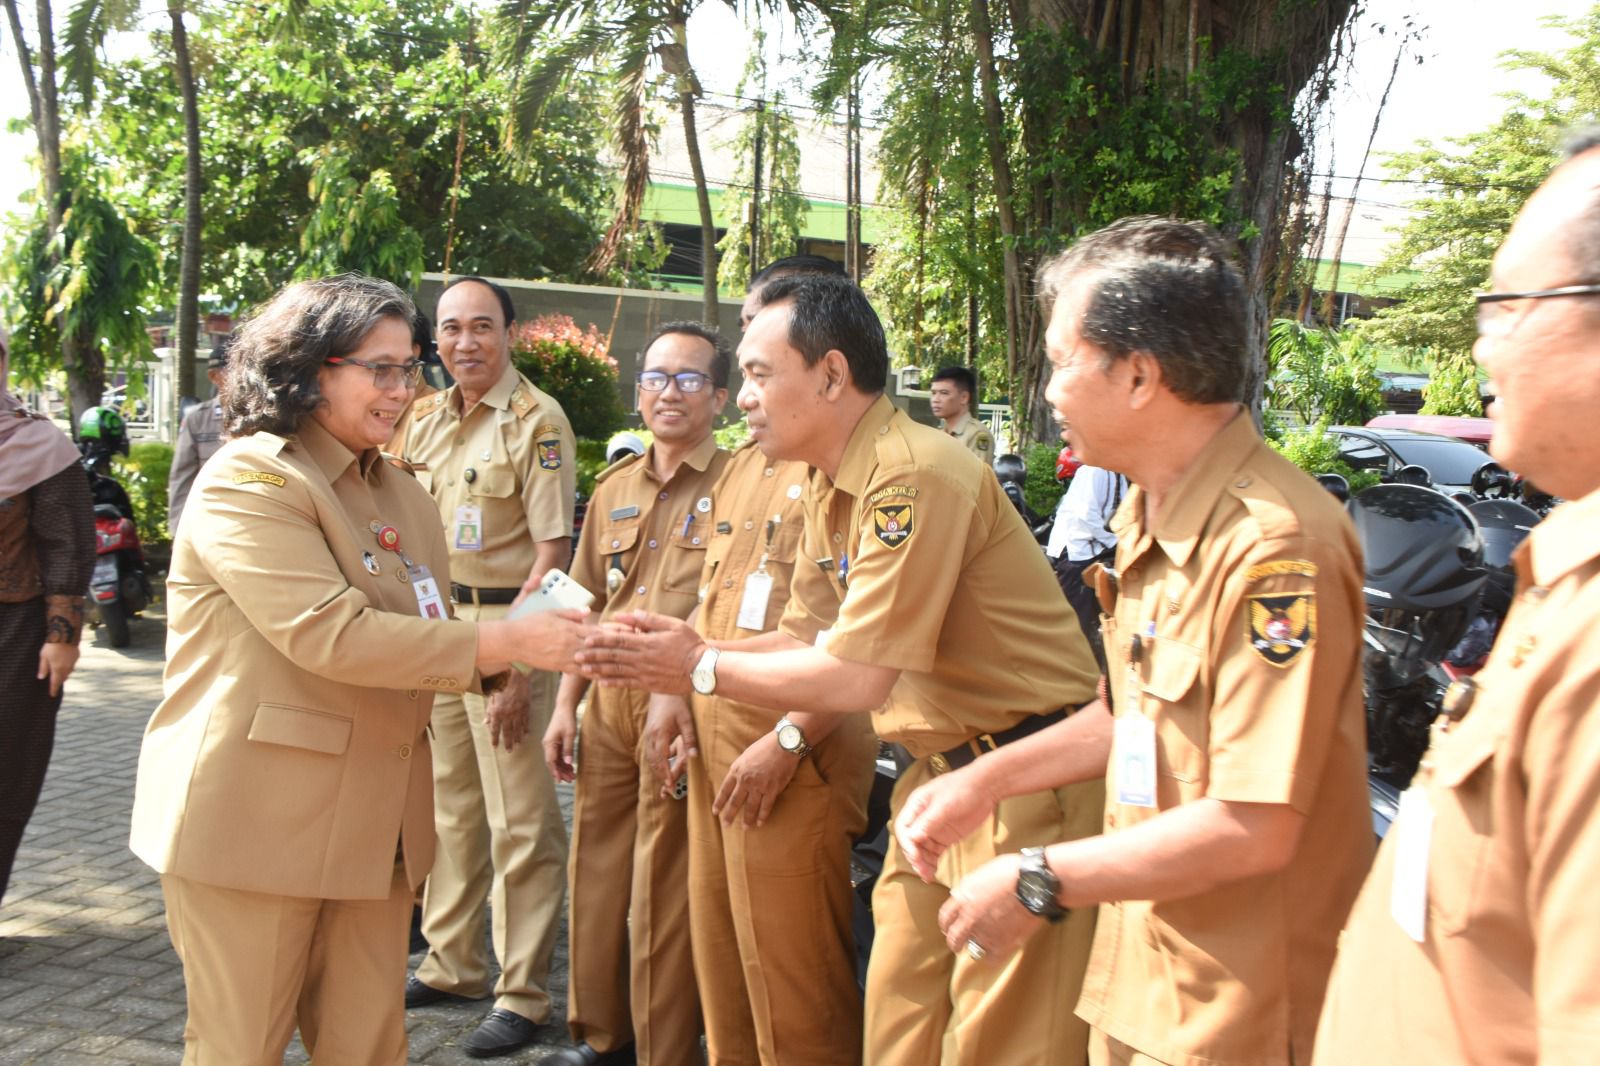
[1365,414,1494,449]
[1327,426,1499,495]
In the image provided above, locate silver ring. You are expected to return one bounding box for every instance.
[965,939,986,961]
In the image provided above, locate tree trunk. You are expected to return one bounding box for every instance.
[170,1,203,415]
[671,22,718,328]
[33,0,62,233]
[970,0,1025,381]
[61,332,103,424]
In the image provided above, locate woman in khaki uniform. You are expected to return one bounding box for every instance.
[128,276,585,1066]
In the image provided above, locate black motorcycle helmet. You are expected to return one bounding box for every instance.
[1315,472,1350,502]
[992,453,1027,488]
[1471,460,1515,499]
[1391,463,1432,487]
[1467,499,1540,614]
[1348,485,1487,688]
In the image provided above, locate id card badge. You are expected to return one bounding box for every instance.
[410,564,448,619]
[1390,786,1435,942]
[1114,714,1158,808]
[736,570,774,631]
[453,504,483,551]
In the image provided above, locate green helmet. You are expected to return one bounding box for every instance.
[79,406,128,449]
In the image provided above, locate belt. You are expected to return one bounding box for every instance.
[449,583,521,606]
[929,706,1076,775]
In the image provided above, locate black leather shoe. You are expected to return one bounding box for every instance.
[408,904,428,954]
[404,974,472,1009]
[463,1008,543,1058]
[536,1042,636,1066]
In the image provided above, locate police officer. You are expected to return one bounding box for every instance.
[896,217,1371,1066]
[577,276,1103,1065]
[167,337,232,533]
[645,257,878,1065]
[1314,133,1600,1065]
[540,322,732,1066]
[928,366,993,460]
[400,276,577,1058]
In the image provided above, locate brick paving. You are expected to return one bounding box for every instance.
[0,603,582,1064]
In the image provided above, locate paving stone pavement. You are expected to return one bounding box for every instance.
[0,603,582,1065]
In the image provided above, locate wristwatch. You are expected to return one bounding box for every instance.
[690,647,721,695]
[774,717,812,757]
[1015,846,1068,922]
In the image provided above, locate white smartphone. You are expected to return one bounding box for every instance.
[507,568,595,673]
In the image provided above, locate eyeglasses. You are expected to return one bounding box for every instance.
[637,370,713,394]
[1473,283,1600,337]
[326,356,425,390]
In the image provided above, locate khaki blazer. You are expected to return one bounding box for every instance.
[130,418,479,900]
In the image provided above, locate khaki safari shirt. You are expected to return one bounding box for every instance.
[571,435,730,628]
[130,418,478,901]
[942,412,994,461]
[402,366,575,589]
[1077,412,1371,1066]
[1314,485,1600,1066]
[780,395,1097,757]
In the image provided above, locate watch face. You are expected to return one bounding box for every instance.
[1017,870,1060,915]
[777,723,802,751]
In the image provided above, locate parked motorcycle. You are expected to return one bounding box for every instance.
[77,406,153,648]
[993,453,1054,545]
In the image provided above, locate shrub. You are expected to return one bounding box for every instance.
[1023,442,1065,517]
[1420,353,1484,416]
[1269,419,1381,494]
[510,314,628,441]
[116,440,174,545]
[1267,319,1384,427]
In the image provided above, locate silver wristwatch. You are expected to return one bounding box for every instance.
[775,716,812,757]
[690,647,720,695]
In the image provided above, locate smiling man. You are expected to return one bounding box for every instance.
[540,322,732,1066]
[1314,133,1600,1066]
[400,276,577,1058]
[576,277,1104,1066]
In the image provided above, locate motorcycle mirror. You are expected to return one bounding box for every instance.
[1315,472,1350,503]
[1393,464,1432,488]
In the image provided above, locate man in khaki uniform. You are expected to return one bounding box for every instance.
[540,323,732,1066]
[1314,135,1600,1065]
[897,217,1372,1066]
[400,276,577,1058]
[577,276,1104,1066]
[167,339,232,533]
[643,256,878,1066]
[929,366,993,460]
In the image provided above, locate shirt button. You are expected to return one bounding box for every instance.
[636,586,646,596]
[1234,476,1252,489]
[455,438,464,446]
[648,539,658,549]
[764,467,774,477]
[744,520,754,530]
[611,539,621,549]
[398,744,413,759]
[878,426,887,435]
[659,491,669,501]
[833,532,843,543]
[691,536,701,545]
[724,578,735,588]
[407,689,418,699]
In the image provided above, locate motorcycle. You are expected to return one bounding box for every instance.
[77,406,153,648]
[993,453,1054,546]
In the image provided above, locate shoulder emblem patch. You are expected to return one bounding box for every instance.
[873,502,915,549]
[1246,559,1319,583]
[538,439,563,470]
[867,484,920,503]
[233,471,286,487]
[1247,592,1315,667]
[413,392,446,421]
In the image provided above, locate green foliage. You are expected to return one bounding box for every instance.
[1022,442,1065,517]
[574,437,608,498]
[1358,9,1600,361]
[509,314,627,442]
[294,150,425,287]
[1267,319,1383,426]
[1,145,158,392]
[116,440,174,545]
[714,419,751,451]
[1420,353,1485,416]
[1269,419,1381,494]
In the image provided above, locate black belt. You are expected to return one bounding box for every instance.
[450,583,521,606]
[929,706,1076,774]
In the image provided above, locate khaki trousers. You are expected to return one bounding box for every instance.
[162,861,411,1065]
[687,697,878,1066]
[864,761,1104,1066]
[566,686,700,1065]
[416,601,568,1021]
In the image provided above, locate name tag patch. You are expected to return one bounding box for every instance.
[233,471,286,487]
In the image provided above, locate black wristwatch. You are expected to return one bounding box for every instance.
[1015,846,1068,922]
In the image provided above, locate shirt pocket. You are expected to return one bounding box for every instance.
[468,464,516,501]
[663,523,710,595]
[1426,725,1499,936]
[1141,639,1207,798]
[247,703,352,755]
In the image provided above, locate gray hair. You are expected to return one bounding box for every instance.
[225,274,416,438]
[1037,216,1248,405]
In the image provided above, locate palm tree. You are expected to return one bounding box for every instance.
[498,0,729,327]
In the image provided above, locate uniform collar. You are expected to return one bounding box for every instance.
[1518,484,1600,589]
[448,362,519,417]
[943,412,971,436]
[830,394,897,498]
[641,432,721,483]
[296,415,384,483]
[1117,408,1258,569]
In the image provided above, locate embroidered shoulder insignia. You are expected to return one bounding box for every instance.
[538,439,563,470]
[1246,592,1315,666]
[867,484,920,503]
[872,502,915,549]
[510,389,535,418]
[1245,559,1319,583]
[233,471,286,487]
[413,392,447,421]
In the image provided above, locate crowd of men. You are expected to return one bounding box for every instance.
[154,133,1599,1066]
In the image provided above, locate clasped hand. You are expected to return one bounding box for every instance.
[576,611,705,694]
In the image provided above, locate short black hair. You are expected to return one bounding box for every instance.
[439,275,516,328]
[751,275,887,394]
[642,321,732,388]
[1037,216,1248,405]
[931,365,977,404]
[410,309,435,360]
[750,254,847,288]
